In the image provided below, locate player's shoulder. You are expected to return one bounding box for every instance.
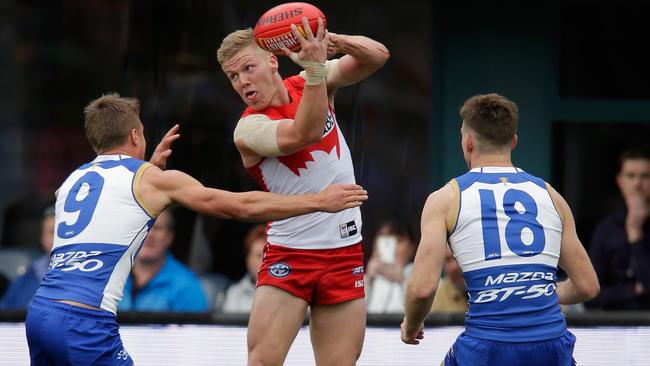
[542,181,571,223]
[237,114,272,126]
[137,163,167,187]
[424,183,455,213]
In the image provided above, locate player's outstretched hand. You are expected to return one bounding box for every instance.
[150,124,180,170]
[282,17,328,65]
[400,319,424,345]
[318,184,368,213]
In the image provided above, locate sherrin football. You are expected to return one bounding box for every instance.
[253,2,326,55]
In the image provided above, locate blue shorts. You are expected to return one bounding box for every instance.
[25,297,133,366]
[444,331,577,366]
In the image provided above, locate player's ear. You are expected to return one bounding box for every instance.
[464,132,473,153]
[511,134,518,150]
[129,128,139,146]
[269,53,279,73]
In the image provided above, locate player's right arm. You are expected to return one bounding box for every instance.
[137,165,367,221]
[234,18,329,167]
[548,184,601,304]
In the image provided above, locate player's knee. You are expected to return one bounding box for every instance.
[248,348,283,366]
[248,356,281,366]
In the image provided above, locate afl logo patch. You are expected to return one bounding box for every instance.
[268,262,292,278]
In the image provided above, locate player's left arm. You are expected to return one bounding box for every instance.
[401,185,451,345]
[325,32,389,93]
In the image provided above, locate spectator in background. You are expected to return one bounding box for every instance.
[118,209,208,312]
[365,219,416,313]
[586,149,650,310]
[0,205,54,309]
[430,246,467,314]
[222,224,266,313]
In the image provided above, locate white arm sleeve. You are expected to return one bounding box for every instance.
[233,114,289,157]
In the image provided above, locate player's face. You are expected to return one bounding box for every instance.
[138,212,173,264]
[617,158,650,200]
[223,45,280,110]
[246,239,266,281]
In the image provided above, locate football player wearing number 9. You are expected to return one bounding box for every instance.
[24,93,368,366]
[401,93,600,366]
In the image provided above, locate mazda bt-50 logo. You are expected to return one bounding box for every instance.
[268,262,292,278]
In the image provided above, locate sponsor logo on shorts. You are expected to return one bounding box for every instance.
[268,262,292,278]
[339,220,358,239]
[352,266,364,275]
[355,279,364,288]
[117,348,130,361]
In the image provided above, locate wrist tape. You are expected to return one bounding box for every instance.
[289,53,325,86]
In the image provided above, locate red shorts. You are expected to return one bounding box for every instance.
[257,243,365,305]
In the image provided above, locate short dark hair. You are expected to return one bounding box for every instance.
[84,93,141,153]
[619,149,650,172]
[460,93,518,149]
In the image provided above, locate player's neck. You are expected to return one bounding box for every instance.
[99,147,134,157]
[268,75,291,107]
[469,154,513,169]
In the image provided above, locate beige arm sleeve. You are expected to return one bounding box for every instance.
[233,114,287,157]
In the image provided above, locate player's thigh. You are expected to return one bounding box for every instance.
[247,285,309,359]
[25,309,55,366]
[309,298,366,366]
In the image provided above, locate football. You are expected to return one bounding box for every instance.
[253,2,326,55]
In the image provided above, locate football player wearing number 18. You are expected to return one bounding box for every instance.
[25,94,368,366]
[401,93,600,366]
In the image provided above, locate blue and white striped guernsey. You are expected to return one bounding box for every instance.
[448,166,566,342]
[35,155,155,314]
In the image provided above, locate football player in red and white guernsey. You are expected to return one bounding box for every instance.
[218,17,389,366]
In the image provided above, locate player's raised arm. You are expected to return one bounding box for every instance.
[325,32,389,92]
[138,165,367,221]
[547,184,600,304]
[401,185,452,345]
[274,17,329,155]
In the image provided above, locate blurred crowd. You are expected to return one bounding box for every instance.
[0,1,649,317]
[1,148,648,315]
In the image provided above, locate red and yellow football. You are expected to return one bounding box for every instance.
[253,2,326,55]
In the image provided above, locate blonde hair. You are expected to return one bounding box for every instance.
[84,93,141,153]
[217,28,260,67]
